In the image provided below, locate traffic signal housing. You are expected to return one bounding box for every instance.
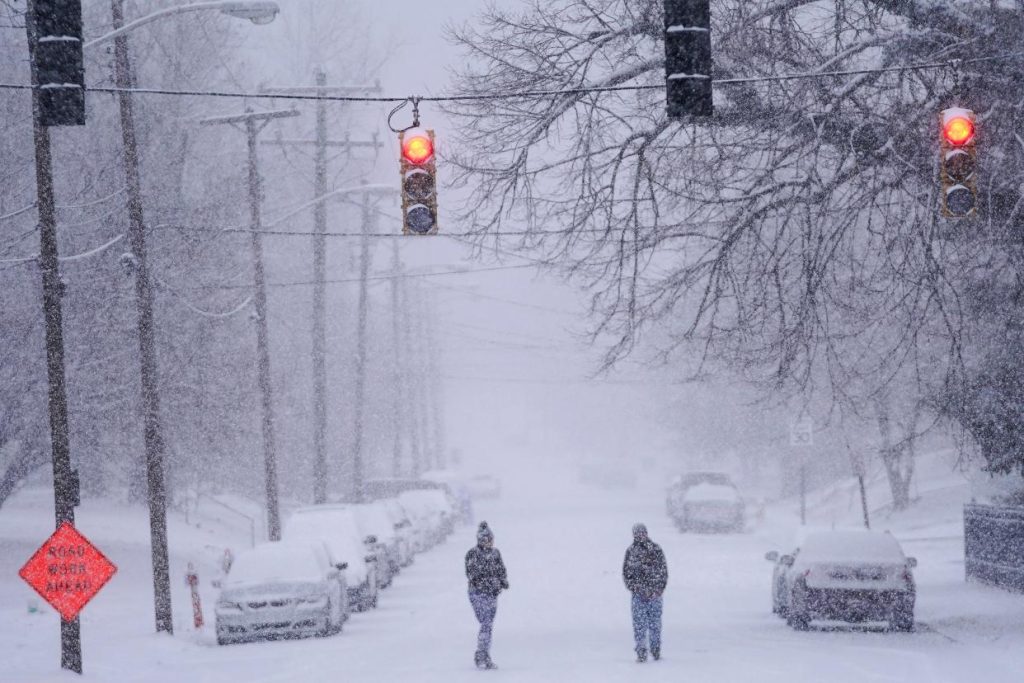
[940,108,977,218]
[663,0,713,119]
[33,0,85,126]
[399,129,438,235]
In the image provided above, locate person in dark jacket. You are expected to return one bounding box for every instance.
[465,521,508,669]
[622,523,667,662]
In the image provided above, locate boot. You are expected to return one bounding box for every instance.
[652,647,661,661]
[474,651,486,669]
[636,647,648,663]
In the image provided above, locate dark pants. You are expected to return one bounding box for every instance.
[469,591,498,654]
[631,594,663,653]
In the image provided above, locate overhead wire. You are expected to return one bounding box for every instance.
[0,50,1020,105]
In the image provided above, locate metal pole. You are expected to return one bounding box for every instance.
[858,474,871,529]
[389,240,404,477]
[413,291,432,470]
[111,0,172,634]
[351,194,372,502]
[245,112,281,541]
[311,68,328,504]
[25,0,81,671]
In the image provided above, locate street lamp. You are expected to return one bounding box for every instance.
[97,0,280,636]
[84,1,280,48]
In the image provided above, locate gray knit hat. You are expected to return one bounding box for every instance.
[477,521,494,544]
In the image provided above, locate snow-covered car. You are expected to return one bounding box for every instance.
[765,529,917,631]
[353,501,403,583]
[284,506,380,611]
[215,541,347,645]
[673,481,745,532]
[381,497,417,567]
[398,488,454,548]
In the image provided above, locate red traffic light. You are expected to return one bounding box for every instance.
[402,135,434,165]
[943,116,974,146]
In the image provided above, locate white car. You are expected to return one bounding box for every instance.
[381,497,416,567]
[398,489,453,549]
[766,529,917,631]
[675,482,745,532]
[353,501,403,584]
[215,541,347,645]
[284,506,380,611]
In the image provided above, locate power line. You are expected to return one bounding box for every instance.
[0,50,1019,106]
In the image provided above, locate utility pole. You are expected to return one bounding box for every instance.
[25,0,81,672]
[400,270,422,476]
[389,240,405,477]
[425,297,446,469]
[110,0,172,634]
[200,107,299,541]
[261,73,380,504]
[351,194,374,502]
[410,288,433,471]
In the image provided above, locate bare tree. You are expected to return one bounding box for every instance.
[446,0,1024,484]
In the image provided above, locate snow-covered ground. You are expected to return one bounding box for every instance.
[3,453,1023,682]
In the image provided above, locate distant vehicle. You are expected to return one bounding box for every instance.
[765,529,917,631]
[284,506,380,611]
[422,470,474,523]
[215,541,347,645]
[667,472,744,532]
[463,474,502,500]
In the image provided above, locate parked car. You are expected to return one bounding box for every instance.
[381,497,416,567]
[215,541,347,645]
[398,488,454,548]
[765,529,917,631]
[284,506,380,611]
[353,501,403,583]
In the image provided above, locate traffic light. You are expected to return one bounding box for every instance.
[33,0,85,126]
[939,108,977,218]
[399,129,438,235]
[663,0,713,119]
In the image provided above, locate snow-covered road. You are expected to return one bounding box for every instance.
[4,469,1023,682]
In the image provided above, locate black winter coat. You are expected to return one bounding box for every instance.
[622,539,668,598]
[465,545,509,597]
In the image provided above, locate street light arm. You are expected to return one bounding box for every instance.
[84,1,278,49]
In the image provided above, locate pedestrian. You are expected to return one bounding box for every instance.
[465,521,509,669]
[622,523,667,662]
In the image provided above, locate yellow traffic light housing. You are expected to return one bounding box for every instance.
[940,108,977,218]
[399,129,438,235]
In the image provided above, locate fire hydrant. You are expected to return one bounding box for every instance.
[186,563,204,629]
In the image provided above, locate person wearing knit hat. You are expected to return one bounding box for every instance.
[465,521,509,669]
[622,523,668,662]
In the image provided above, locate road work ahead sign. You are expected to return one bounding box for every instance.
[19,522,117,621]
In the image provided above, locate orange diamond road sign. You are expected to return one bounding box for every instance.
[19,522,117,621]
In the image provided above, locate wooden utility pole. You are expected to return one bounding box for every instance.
[261,73,380,504]
[389,240,405,477]
[110,0,172,634]
[25,0,81,671]
[199,107,299,541]
[351,195,374,501]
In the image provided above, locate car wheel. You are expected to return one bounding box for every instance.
[889,607,914,632]
[786,608,809,630]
